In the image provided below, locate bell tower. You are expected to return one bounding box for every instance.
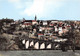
[35,15,37,21]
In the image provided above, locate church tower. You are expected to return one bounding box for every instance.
[35,15,37,21]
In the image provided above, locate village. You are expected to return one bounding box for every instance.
[0,16,80,51]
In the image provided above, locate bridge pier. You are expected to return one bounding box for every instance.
[25,40,29,49]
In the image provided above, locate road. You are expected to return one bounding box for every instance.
[0,50,79,56]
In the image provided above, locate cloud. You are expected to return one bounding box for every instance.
[24,0,45,16]
[23,0,68,17]
[7,0,70,18]
[7,0,68,17]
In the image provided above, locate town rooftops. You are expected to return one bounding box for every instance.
[23,20,32,22]
[38,33,44,35]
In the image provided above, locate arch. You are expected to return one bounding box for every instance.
[40,43,45,49]
[47,44,51,49]
[30,41,34,46]
[25,40,29,49]
[22,39,25,44]
[34,42,39,49]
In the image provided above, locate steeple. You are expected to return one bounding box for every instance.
[35,15,37,21]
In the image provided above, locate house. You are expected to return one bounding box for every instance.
[32,20,38,25]
[54,26,58,32]
[62,27,68,34]
[66,25,71,29]
[42,21,47,25]
[51,21,58,24]
[58,27,63,36]
[22,20,32,27]
[49,23,54,26]
[38,33,44,38]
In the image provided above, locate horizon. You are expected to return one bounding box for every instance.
[0,17,80,21]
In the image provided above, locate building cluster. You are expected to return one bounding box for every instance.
[0,17,80,50]
[1,17,80,42]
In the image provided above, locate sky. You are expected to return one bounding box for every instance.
[0,0,80,20]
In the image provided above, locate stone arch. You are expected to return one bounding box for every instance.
[30,41,34,46]
[25,40,29,49]
[47,43,51,49]
[22,39,25,44]
[34,42,39,49]
[40,43,45,49]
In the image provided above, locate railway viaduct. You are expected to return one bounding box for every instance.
[22,38,59,50]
